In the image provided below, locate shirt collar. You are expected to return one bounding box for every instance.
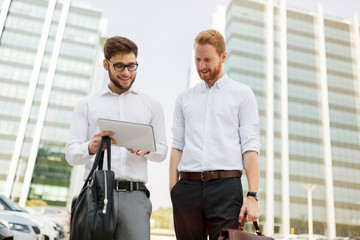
[101,84,139,96]
[202,74,229,89]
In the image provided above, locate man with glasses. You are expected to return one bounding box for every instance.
[65,36,168,239]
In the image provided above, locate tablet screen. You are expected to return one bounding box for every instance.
[97,118,156,152]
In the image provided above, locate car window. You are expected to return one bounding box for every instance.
[44,209,57,214]
[0,198,23,212]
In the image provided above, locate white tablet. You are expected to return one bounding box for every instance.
[97,118,156,152]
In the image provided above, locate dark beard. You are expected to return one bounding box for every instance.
[108,68,135,92]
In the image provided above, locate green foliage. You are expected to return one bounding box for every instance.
[151,207,174,230]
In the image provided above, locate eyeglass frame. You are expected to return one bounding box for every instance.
[106,59,139,72]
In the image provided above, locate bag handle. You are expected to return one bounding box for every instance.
[240,215,263,236]
[98,136,111,171]
[83,136,111,188]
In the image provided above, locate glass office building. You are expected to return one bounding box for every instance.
[224,0,360,237]
[0,0,103,206]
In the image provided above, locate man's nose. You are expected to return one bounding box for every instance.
[121,67,131,74]
[198,61,206,69]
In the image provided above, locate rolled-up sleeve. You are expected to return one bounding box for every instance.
[171,95,185,150]
[238,87,261,154]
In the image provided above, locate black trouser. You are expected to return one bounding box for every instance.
[170,177,243,240]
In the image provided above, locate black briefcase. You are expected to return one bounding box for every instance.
[70,136,115,240]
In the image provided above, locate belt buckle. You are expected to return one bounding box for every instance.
[115,181,127,192]
[201,172,209,182]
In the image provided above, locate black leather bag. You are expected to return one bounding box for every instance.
[218,221,274,240]
[70,136,115,240]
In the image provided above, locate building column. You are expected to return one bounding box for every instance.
[0,0,11,39]
[351,13,360,136]
[4,0,57,198]
[1,0,13,197]
[19,0,72,206]
[279,0,290,235]
[315,4,336,238]
[265,0,274,235]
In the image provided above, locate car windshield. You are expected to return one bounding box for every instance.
[0,195,24,212]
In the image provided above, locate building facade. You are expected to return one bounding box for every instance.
[224,0,360,237]
[0,0,103,206]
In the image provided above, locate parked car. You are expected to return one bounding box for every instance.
[24,207,64,240]
[0,209,42,240]
[271,234,298,239]
[0,195,60,240]
[0,220,13,240]
[297,234,334,240]
[31,206,70,234]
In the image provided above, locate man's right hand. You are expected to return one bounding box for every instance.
[88,131,117,155]
[169,181,177,192]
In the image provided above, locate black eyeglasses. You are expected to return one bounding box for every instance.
[106,59,138,72]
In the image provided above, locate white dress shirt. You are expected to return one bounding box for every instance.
[172,74,260,172]
[65,85,168,182]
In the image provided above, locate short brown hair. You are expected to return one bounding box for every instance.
[194,29,225,56]
[104,36,138,60]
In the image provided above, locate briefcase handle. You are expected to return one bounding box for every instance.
[240,215,263,236]
[83,136,112,187]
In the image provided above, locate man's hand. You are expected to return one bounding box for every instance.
[126,148,150,156]
[88,131,117,155]
[169,149,182,192]
[239,196,260,224]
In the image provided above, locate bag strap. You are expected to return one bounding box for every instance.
[82,136,111,188]
[102,136,111,170]
[253,221,262,236]
[98,137,111,170]
[239,214,263,236]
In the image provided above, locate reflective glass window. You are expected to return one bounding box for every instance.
[5,14,44,34]
[227,54,265,74]
[327,57,355,75]
[45,108,73,125]
[41,125,69,142]
[49,90,84,107]
[56,57,93,75]
[53,73,90,91]
[0,139,15,154]
[63,26,99,45]
[328,90,357,107]
[288,102,320,121]
[0,100,23,117]
[0,47,36,65]
[287,14,314,34]
[10,1,47,19]
[1,31,40,49]
[60,41,96,60]
[67,10,100,30]
[287,32,316,50]
[288,83,318,101]
[227,20,264,39]
[324,23,351,42]
[0,82,27,100]
[0,119,19,136]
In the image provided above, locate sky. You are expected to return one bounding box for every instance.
[81,0,360,210]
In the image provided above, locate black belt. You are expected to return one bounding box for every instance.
[180,170,242,181]
[114,180,147,192]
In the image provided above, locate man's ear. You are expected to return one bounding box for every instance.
[221,51,227,64]
[103,59,109,70]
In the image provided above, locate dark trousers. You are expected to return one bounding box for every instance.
[171,177,243,240]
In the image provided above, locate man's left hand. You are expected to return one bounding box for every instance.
[126,148,150,156]
[239,196,260,224]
